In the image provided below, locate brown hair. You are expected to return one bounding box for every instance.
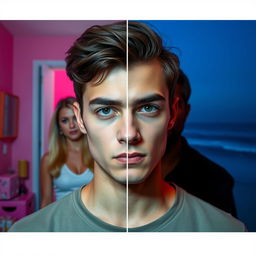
[65,21,127,114]
[128,21,180,103]
[65,21,179,111]
[177,69,191,104]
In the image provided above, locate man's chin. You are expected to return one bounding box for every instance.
[111,175,147,186]
[127,176,147,185]
[105,166,151,185]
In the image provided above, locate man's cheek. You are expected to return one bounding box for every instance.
[149,122,167,143]
[87,131,101,155]
[150,127,168,156]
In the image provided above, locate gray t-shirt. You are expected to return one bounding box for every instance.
[9,185,246,232]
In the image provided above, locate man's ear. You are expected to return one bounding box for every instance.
[168,96,179,130]
[73,102,87,134]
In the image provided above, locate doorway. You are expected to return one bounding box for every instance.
[32,60,66,210]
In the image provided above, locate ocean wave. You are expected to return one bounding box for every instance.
[184,129,256,140]
[187,138,256,154]
[185,123,256,135]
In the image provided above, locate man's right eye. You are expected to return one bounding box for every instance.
[95,107,116,119]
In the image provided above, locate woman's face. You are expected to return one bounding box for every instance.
[58,107,83,141]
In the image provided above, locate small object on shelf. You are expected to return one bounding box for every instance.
[18,178,28,195]
[18,160,28,178]
[18,160,28,195]
[0,171,19,200]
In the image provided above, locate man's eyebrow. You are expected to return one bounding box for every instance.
[89,97,123,107]
[132,94,166,106]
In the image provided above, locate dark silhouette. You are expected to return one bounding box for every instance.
[162,70,237,217]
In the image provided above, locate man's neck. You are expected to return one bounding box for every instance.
[81,164,176,228]
[81,169,127,227]
[127,166,176,228]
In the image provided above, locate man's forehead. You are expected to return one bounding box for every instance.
[128,60,169,100]
[83,68,126,101]
[82,60,168,105]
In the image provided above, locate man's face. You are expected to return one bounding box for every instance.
[74,60,175,185]
[127,60,173,184]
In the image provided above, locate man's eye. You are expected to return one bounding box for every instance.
[96,107,115,119]
[139,105,159,113]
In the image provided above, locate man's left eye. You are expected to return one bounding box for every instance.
[139,105,159,113]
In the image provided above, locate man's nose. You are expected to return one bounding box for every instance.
[117,113,142,145]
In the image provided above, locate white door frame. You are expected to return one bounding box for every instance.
[32,60,65,210]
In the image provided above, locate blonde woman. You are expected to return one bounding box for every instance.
[40,97,93,208]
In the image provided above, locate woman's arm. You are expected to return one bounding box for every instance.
[40,153,53,208]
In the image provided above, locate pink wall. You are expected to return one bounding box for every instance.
[0,24,13,93]
[54,70,75,108]
[0,24,13,174]
[12,36,76,190]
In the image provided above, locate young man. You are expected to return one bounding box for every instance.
[9,21,246,231]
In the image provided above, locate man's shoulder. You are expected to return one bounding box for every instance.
[179,186,246,231]
[9,192,75,232]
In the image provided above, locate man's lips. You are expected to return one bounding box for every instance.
[113,152,146,164]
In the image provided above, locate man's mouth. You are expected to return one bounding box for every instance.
[113,152,146,164]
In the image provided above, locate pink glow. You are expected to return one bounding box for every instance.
[12,35,76,190]
[0,24,13,93]
[42,70,75,154]
[0,24,13,174]
[54,70,75,108]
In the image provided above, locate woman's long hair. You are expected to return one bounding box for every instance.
[47,97,93,178]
